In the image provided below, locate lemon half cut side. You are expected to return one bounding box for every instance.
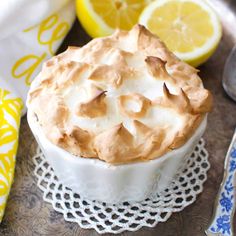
[139,0,222,67]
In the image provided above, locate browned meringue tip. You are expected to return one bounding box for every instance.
[61,126,97,158]
[134,24,155,39]
[111,123,128,133]
[118,93,151,119]
[160,83,192,113]
[133,120,151,135]
[184,86,213,114]
[89,65,123,88]
[145,56,171,80]
[76,89,107,118]
[94,123,137,164]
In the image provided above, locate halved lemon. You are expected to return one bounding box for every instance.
[76,0,149,38]
[139,0,222,67]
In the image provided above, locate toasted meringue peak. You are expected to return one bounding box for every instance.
[94,123,138,164]
[158,83,192,113]
[28,24,212,164]
[31,93,69,128]
[39,60,90,90]
[89,65,123,88]
[135,24,166,53]
[184,86,213,114]
[145,56,169,79]
[118,93,151,119]
[63,126,97,158]
[133,120,151,135]
[76,88,107,118]
[139,127,166,160]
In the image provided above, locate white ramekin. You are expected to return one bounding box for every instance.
[28,110,207,204]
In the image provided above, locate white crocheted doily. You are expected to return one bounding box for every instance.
[33,139,210,234]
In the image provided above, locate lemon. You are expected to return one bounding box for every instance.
[139,0,222,67]
[76,0,150,38]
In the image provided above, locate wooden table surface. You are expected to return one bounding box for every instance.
[1,1,236,235]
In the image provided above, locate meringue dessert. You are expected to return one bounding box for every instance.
[27,24,212,165]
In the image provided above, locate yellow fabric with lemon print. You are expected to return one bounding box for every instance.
[0,0,75,221]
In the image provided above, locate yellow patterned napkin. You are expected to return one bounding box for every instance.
[0,0,75,221]
[0,82,23,220]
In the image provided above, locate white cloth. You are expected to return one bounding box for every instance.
[0,0,75,110]
[0,0,71,40]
